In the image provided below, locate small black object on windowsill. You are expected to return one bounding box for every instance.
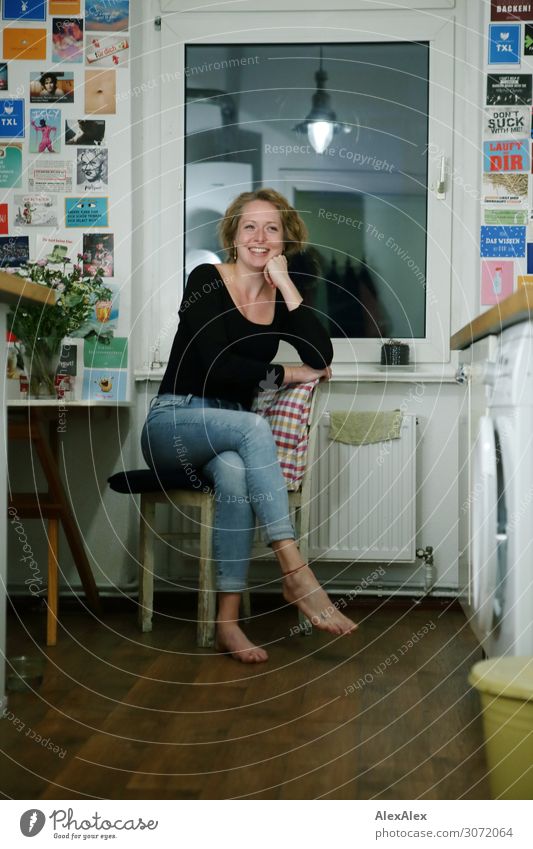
[380,339,410,366]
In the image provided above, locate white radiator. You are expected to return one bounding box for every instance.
[309,414,417,562]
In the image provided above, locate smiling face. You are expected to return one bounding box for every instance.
[235,200,284,270]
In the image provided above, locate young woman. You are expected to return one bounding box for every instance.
[141,188,356,663]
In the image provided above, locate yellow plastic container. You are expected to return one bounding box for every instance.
[469,657,533,800]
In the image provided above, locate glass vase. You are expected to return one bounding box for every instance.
[24,340,62,400]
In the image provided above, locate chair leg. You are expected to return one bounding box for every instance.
[46,518,59,646]
[197,497,216,648]
[139,496,155,633]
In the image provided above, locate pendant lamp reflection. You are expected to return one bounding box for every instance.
[293,48,352,154]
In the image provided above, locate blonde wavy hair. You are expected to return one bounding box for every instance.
[218,188,308,262]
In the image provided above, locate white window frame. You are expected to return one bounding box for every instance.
[158,8,455,365]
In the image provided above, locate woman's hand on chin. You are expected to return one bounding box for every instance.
[264,254,290,289]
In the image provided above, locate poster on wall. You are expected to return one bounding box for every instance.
[76,148,108,191]
[0,64,7,91]
[49,1,80,12]
[488,24,521,65]
[65,196,108,227]
[28,160,72,192]
[0,203,7,233]
[85,69,116,114]
[85,1,129,32]
[484,207,528,224]
[0,235,29,267]
[483,138,530,171]
[525,25,533,54]
[30,71,74,103]
[491,1,533,21]
[82,368,127,401]
[0,143,22,187]
[487,74,532,105]
[29,109,61,153]
[483,172,528,205]
[85,35,129,68]
[82,232,113,276]
[518,274,533,286]
[13,193,58,227]
[84,337,127,370]
[65,119,106,146]
[0,99,25,138]
[52,18,84,63]
[481,259,514,304]
[485,106,530,137]
[2,0,46,21]
[3,28,47,61]
[480,224,526,257]
[35,233,76,263]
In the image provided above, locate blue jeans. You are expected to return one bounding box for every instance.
[141,394,295,593]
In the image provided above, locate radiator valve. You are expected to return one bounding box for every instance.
[416,545,435,593]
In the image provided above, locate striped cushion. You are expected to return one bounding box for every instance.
[251,379,318,491]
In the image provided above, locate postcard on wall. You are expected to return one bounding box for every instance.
[480,225,526,257]
[82,232,113,277]
[0,203,7,234]
[65,119,106,146]
[52,17,83,63]
[483,172,528,205]
[49,1,80,12]
[3,28,47,60]
[518,274,533,287]
[34,234,76,263]
[30,71,74,103]
[76,148,108,191]
[483,138,530,172]
[65,196,108,228]
[0,143,22,188]
[85,1,129,32]
[0,99,24,139]
[492,1,533,20]
[84,69,116,114]
[28,160,72,192]
[481,259,514,305]
[484,207,528,225]
[2,0,46,20]
[488,24,521,65]
[485,106,530,137]
[29,109,61,154]
[82,368,127,402]
[487,74,532,105]
[84,336,127,370]
[74,280,119,338]
[85,35,129,68]
[0,64,7,91]
[0,235,29,267]
[13,193,58,227]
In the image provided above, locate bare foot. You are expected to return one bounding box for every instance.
[282,565,358,636]
[215,622,269,663]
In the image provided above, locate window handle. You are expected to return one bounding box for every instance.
[436,155,446,198]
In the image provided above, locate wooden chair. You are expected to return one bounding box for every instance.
[108,387,320,648]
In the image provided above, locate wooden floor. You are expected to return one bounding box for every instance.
[1,594,490,800]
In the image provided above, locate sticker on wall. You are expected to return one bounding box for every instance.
[65,196,109,228]
[480,225,526,257]
[29,109,61,154]
[65,119,106,146]
[485,106,530,137]
[49,1,80,12]
[0,203,7,234]
[28,160,72,192]
[488,24,521,65]
[481,259,514,304]
[82,232,113,277]
[3,28,47,60]
[85,35,129,68]
[85,1,129,32]
[34,233,75,263]
[483,172,528,206]
[487,74,532,105]
[52,17,83,63]
[484,207,528,225]
[0,235,29,267]
[0,99,24,139]
[13,193,58,227]
[483,138,530,171]
[76,148,108,191]
[491,1,533,21]
[30,71,74,104]
[2,0,46,20]
[82,368,127,402]
[84,69,116,114]
[0,64,8,91]
[0,143,22,188]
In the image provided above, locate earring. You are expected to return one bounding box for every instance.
[232,245,238,262]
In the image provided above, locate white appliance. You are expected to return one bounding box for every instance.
[471,321,533,657]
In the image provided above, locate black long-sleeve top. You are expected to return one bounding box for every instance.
[158,263,333,409]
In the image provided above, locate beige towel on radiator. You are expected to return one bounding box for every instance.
[329,411,403,445]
